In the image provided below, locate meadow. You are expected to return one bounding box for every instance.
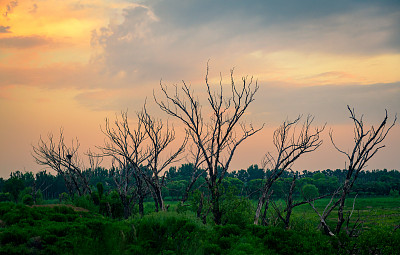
[1,195,399,255]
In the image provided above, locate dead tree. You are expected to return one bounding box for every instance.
[271,173,297,229]
[31,178,52,205]
[156,65,262,224]
[254,115,325,225]
[313,106,397,235]
[32,129,93,196]
[138,105,188,211]
[180,145,207,204]
[100,111,149,217]
[100,107,187,215]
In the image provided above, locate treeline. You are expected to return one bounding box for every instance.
[1,165,399,204]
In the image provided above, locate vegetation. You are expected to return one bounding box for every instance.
[1,167,399,254]
[1,68,398,254]
[0,195,399,254]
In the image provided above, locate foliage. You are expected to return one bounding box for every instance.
[0,193,12,202]
[389,189,399,197]
[302,184,319,200]
[1,198,400,254]
[22,194,34,206]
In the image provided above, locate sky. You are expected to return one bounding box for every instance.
[0,0,399,178]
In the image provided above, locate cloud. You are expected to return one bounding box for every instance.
[0,35,53,48]
[0,26,11,33]
[253,82,400,125]
[90,0,400,91]
[2,0,18,18]
[29,3,38,14]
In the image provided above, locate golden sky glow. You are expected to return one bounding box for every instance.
[0,0,399,177]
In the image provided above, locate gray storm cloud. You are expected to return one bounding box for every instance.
[84,0,400,119]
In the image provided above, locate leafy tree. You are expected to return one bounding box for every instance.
[247,165,264,181]
[3,176,24,202]
[302,184,319,200]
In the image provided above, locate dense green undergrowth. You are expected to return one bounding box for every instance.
[1,201,399,255]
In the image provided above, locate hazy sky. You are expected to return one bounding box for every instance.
[0,0,399,178]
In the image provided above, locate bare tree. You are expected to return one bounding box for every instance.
[100,111,149,217]
[138,106,188,211]
[312,106,397,235]
[155,66,262,224]
[254,115,325,225]
[179,145,207,204]
[270,172,297,229]
[32,129,93,196]
[100,107,187,215]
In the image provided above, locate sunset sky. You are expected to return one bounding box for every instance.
[0,0,399,178]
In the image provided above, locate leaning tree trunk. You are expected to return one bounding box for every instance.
[254,182,272,225]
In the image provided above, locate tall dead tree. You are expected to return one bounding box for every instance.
[311,106,397,235]
[32,129,94,196]
[156,66,262,224]
[254,115,325,225]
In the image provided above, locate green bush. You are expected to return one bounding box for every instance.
[131,212,209,254]
[73,195,98,212]
[0,193,12,202]
[22,194,34,206]
[389,189,399,197]
[221,195,253,227]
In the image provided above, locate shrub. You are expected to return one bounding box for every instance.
[131,212,209,254]
[221,191,254,227]
[73,194,98,212]
[22,194,34,206]
[0,192,12,202]
[389,189,399,197]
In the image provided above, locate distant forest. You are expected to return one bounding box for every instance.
[1,165,399,204]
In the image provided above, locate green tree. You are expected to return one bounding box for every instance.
[3,176,24,202]
[302,184,319,200]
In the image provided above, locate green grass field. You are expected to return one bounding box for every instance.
[1,196,399,254]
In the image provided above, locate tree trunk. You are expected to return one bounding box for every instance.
[261,190,274,225]
[211,186,222,225]
[254,182,271,225]
[121,196,131,219]
[138,195,144,217]
[154,187,165,211]
[335,183,350,234]
[284,175,296,229]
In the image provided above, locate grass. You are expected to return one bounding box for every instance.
[1,196,399,254]
[268,196,400,230]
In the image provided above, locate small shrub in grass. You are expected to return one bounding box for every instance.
[389,189,399,197]
[22,194,34,206]
[73,194,99,212]
[0,202,15,216]
[53,205,76,214]
[131,212,209,254]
